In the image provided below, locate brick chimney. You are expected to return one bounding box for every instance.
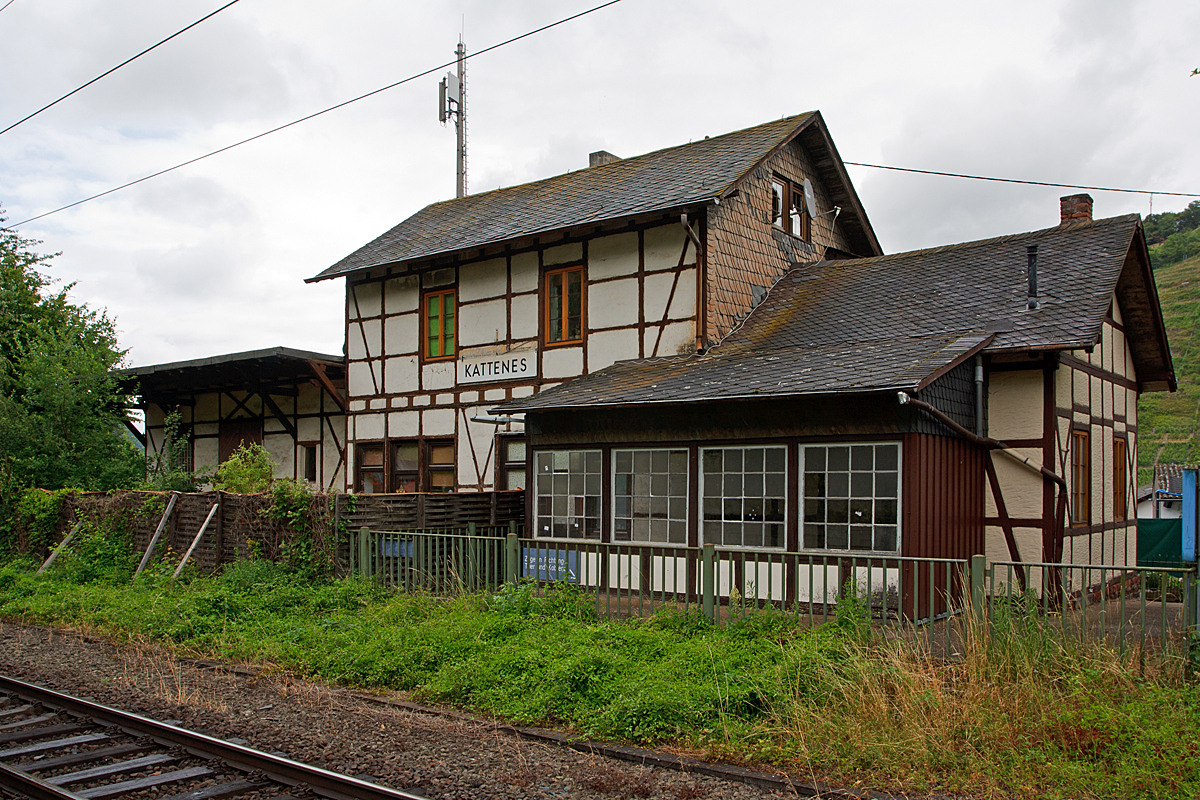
[589,150,620,168]
[1060,194,1093,224]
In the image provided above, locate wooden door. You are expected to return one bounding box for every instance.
[219,418,263,462]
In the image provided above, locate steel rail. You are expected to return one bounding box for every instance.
[0,675,426,800]
[0,762,85,800]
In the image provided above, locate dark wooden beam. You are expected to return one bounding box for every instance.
[309,361,347,411]
[122,418,146,448]
[259,393,297,439]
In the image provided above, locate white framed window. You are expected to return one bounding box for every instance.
[802,443,900,553]
[613,449,688,544]
[534,450,602,539]
[700,446,786,548]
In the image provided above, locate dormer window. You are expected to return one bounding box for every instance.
[770,177,811,242]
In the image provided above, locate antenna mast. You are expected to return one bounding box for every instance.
[438,39,467,198]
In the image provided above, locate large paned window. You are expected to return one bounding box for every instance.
[613,449,688,543]
[535,450,601,539]
[803,443,900,552]
[1114,437,1127,520]
[545,266,583,344]
[701,446,786,548]
[424,289,456,359]
[1071,429,1090,525]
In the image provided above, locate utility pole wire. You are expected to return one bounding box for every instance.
[0,0,242,137]
[0,1,16,15]
[843,161,1200,199]
[7,0,626,228]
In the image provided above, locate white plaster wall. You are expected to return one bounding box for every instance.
[643,271,677,322]
[511,294,539,340]
[296,384,320,415]
[297,417,321,440]
[355,413,385,440]
[384,275,419,315]
[988,370,1043,439]
[544,242,582,266]
[194,423,218,436]
[423,407,455,436]
[264,433,294,477]
[588,232,638,280]
[985,450,1043,518]
[543,347,584,379]
[644,224,689,270]
[348,319,381,360]
[655,321,696,356]
[423,362,455,391]
[388,409,420,438]
[459,297,507,346]
[511,252,539,293]
[589,278,638,329]
[384,313,418,355]
[670,269,698,318]
[347,361,378,397]
[589,328,639,371]
[459,257,507,302]
[194,438,219,469]
[384,356,418,394]
[457,412,497,488]
[350,281,382,318]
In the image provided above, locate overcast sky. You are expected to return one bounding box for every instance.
[2,0,1197,368]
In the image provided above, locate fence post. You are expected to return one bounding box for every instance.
[506,533,520,585]
[468,522,476,537]
[702,543,716,624]
[358,527,372,579]
[969,554,986,630]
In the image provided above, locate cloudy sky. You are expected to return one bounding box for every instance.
[2,0,1197,368]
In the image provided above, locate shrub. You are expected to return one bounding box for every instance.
[213,443,275,494]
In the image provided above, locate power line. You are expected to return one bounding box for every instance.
[0,0,242,137]
[7,0,626,228]
[0,1,17,15]
[844,161,1200,199]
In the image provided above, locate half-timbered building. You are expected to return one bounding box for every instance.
[122,347,348,489]
[492,196,1174,573]
[307,112,882,496]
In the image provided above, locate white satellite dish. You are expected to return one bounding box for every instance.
[802,177,817,218]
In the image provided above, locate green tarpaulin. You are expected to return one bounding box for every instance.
[1137,518,1188,568]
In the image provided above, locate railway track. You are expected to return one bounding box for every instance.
[0,675,425,800]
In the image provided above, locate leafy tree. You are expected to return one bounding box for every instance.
[0,209,142,490]
[212,443,276,494]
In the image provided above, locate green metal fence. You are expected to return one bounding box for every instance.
[346,527,1199,654]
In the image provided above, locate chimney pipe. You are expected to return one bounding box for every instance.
[1026,245,1039,310]
[1060,194,1093,224]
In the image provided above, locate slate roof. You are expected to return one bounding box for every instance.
[495,332,990,411]
[309,112,879,282]
[495,214,1174,413]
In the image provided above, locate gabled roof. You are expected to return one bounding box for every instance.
[495,213,1175,413]
[308,112,880,282]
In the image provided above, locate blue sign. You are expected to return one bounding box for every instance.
[379,539,413,558]
[1184,469,1197,563]
[522,547,579,583]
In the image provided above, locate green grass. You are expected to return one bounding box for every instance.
[2,555,1199,799]
[1138,254,1200,486]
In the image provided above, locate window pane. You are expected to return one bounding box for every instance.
[360,446,384,467]
[430,444,454,465]
[394,443,418,471]
[443,294,455,352]
[534,449,602,540]
[613,449,688,542]
[802,443,901,553]
[547,273,563,342]
[505,439,526,463]
[699,446,786,549]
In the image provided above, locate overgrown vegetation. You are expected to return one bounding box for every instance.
[1138,253,1200,485]
[142,409,209,492]
[0,208,142,492]
[1147,200,1200,271]
[1,551,1197,799]
[212,443,276,494]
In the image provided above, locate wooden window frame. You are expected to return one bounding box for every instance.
[425,438,456,493]
[1070,429,1091,526]
[770,176,811,242]
[392,439,419,493]
[299,441,319,483]
[495,434,527,491]
[543,264,585,347]
[355,442,385,494]
[423,288,457,361]
[1113,437,1128,520]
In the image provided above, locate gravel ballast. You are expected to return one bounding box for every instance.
[0,622,823,800]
